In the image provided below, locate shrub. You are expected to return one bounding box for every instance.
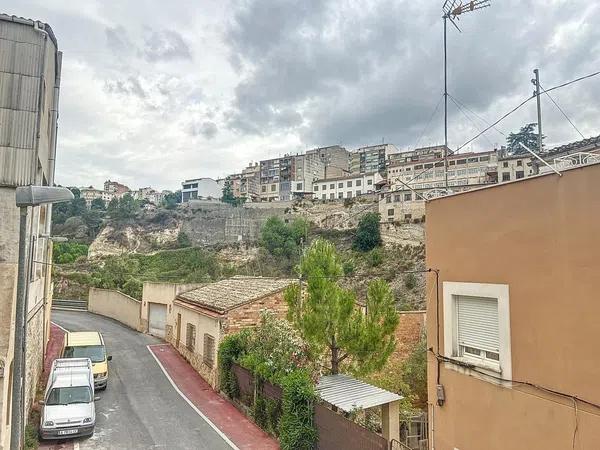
[279,370,318,450]
[53,242,89,264]
[218,332,249,398]
[260,217,308,258]
[342,258,355,275]
[369,247,384,267]
[353,212,382,252]
[177,231,191,248]
[404,273,417,290]
[122,278,143,299]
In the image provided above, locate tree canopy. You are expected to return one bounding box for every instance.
[507,123,544,154]
[260,216,309,258]
[161,190,181,210]
[285,238,398,375]
[221,179,245,207]
[353,212,382,252]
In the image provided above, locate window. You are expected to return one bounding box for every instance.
[346,191,352,198]
[330,183,335,189]
[415,165,423,170]
[443,282,511,379]
[338,192,343,199]
[404,193,412,201]
[449,161,455,166]
[356,190,361,196]
[386,195,392,203]
[503,161,508,168]
[468,168,479,174]
[425,163,433,169]
[314,185,319,191]
[347,181,353,187]
[457,159,466,165]
[387,208,394,216]
[296,183,303,190]
[480,156,490,162]
[404,214,412,220]
[516,160,522,166]
[203,334,215,368]
[270,184,276,192]
[502,172,511,182]
[322,194,326,200]
[321,184,327,190]
[457,169,467,176]
[468,157,478,163]
[356,179,362,187]
[367,179,373,185]
[330,193,334,199]
[262,185,267,193]
[516,171,524,179]
[186,323,196,352]
[394,194,401,202]
[338,182,343,188]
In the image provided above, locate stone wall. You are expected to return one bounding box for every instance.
[225,290,288,335]
[24,306,44,420]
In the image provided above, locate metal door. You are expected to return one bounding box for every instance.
[148,303,167,338]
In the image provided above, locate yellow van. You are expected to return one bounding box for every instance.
[62,332,111,390]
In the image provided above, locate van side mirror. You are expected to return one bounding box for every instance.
[94,396,101,401]
[107,355,112,361]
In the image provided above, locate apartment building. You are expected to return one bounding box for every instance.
[181,177,222,202]
[0,15,60,448]
[387,145,448,166]
[306,145,350,179]
[349,144,397,174]
[239,162,260,201]
[497,154,533,182]
[425,161,600,450]
[312,172,382,201]
[132,187,164,204]
[79,186,114,206]
[259,154,325,201]
[104,179,130,196]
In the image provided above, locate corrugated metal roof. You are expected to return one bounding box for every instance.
[177,276,295,313]
[316,374,402,412]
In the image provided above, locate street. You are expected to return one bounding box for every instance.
[51,310,232,450]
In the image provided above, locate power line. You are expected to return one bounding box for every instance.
[448,93,506,136]
[541,69,600,96]
[413,95,444,150]
[539,82,586,140]
[448,95,496,148]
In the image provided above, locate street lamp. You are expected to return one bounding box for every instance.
[11,186,73,450]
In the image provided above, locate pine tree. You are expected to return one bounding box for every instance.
[285,239,398,375]
[507,123,544,154]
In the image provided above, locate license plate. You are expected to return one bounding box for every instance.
[58,429,78,435]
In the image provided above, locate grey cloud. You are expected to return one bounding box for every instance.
[226,0,600,150]
[187,121,218,139]
[105,76,147,98]
[142,28,191,61]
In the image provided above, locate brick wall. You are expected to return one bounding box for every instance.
[225,291,288,335]
[394,311,426,360]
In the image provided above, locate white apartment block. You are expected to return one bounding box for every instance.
[80,187,114,206]
[497,155,533,182]
[181,178,222,202]
[312,172,383,201]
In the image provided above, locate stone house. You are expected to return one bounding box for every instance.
[166,277,295,388]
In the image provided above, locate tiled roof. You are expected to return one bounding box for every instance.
[176,276,295,314]
[545,135,600,156]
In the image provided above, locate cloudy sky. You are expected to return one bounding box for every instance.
[5,0,600,191]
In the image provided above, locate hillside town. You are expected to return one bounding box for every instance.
[1,3,600,450]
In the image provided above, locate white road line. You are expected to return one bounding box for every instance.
[51,321,70,333]
[146,345,239,450]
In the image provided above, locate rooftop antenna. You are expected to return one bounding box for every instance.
[442,0,491,189]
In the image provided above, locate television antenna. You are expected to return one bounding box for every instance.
[441,0,491,189]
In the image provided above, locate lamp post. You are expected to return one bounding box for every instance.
[11,186,73,450]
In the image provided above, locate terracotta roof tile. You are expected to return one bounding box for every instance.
[176,276,296,313]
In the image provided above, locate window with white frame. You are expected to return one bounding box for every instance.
[443,282,511,378]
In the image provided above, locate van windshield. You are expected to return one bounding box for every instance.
[47,386,92,406]
[63,345,106,363]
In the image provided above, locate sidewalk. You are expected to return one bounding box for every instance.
[148,343,279,450]
[40,323,74,450]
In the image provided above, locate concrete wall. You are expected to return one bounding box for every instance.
[168,302,222,388]
[425,164,600,450]
[88,288,142,331]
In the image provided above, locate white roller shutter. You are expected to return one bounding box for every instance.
[148,303,167,338]
[456,295,499,353]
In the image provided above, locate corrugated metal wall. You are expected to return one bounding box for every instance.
[0,18,54,186]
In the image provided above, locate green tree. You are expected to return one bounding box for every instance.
[507,123,544,154]
[285,239,398,374]
[260,217,308,258]
[81,209,104,238]
[161,191,180,210]
[222,179,245,207]
[107,197,119,217]
[353,212,382,252]
[90,197,106,211]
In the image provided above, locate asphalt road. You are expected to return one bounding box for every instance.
[52,310,232,450]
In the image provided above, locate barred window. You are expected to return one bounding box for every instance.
[186,323,196,352]
[203,334,215,368]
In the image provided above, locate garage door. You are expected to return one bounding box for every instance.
[148,303,167,338]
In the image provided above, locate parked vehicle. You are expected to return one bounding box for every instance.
[39,358,97,440]
[62,331,112,390]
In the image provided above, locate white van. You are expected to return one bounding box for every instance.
[39,358,97,440]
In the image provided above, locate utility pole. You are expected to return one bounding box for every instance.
[533,68,543,153]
